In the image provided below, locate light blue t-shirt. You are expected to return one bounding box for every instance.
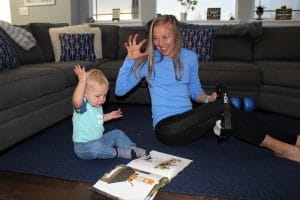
[116,48,204,128]
[72,99,104,143]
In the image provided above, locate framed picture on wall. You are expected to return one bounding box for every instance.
[25,0,55,6]
[112,8,120,21]
[275,6,292,20]
[207,8,221,20]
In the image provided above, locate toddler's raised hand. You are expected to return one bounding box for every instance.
[74,65,87,82]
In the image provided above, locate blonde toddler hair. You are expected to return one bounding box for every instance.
[86,69,109,87]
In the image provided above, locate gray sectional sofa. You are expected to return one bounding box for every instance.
[0,22,299,152]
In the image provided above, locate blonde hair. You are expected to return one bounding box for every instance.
[133,14,183,83]
[86,69,109,87]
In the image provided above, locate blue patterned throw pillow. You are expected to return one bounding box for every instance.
[181,28,216,62]
[59,33,97,62]
[0,31,19,70]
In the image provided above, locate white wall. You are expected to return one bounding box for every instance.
[9,0,72,25]
[9,0,91,25]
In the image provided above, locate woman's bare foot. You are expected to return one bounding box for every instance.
[273,145,300,163]
[296,135,300,147]
[260,135,300,163]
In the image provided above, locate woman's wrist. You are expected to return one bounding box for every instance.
[204,95,210,103]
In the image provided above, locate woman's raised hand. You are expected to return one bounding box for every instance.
[124,34,148,60]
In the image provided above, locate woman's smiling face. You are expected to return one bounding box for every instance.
[152,22,176,58]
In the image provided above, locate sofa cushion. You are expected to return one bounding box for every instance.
[117,26,146,59]
[0,66,65,111]
[181,28,216,62]
[199,61,261,86]
[90,25,119,60]
[254,27,300,61]
[212,36,253,61]
[98,60,124,81]
[213,23,262,62]
[29,23,69,62]
[256,61,300,89]
[259,85,300,118]
[0,26,45,65]
[215,22,262,38]
[29,59,111,88]
[49,24,102,62]
[59,33,97,62]
[0,31,19,70]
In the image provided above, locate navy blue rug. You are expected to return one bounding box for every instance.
[0,104,300,200]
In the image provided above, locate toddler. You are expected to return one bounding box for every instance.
[72,65,146,160]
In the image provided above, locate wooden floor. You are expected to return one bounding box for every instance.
[0,170,229,200]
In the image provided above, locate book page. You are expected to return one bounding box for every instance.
[92,168,166,200]
[127,150,192,180]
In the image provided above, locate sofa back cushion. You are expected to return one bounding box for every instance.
[212,22,262,62]
[213,36,253,61]
[30,23,69,62]
[254,27,300,61]
[90,24,119,59]
[0,25,45,65]
[117,26,146,59]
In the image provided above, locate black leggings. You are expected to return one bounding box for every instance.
[155,101,298,146]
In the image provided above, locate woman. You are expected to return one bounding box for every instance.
[116,15,300,163]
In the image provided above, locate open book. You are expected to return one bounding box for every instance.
[91,150,192,200]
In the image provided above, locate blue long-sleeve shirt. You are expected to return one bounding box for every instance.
[116,48,204,128]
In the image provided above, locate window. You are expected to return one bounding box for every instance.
[92,0,139,21]
[254,0,300,19]
[0,0,11,23]
[156,0,237,21]
[90,0,300,25]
